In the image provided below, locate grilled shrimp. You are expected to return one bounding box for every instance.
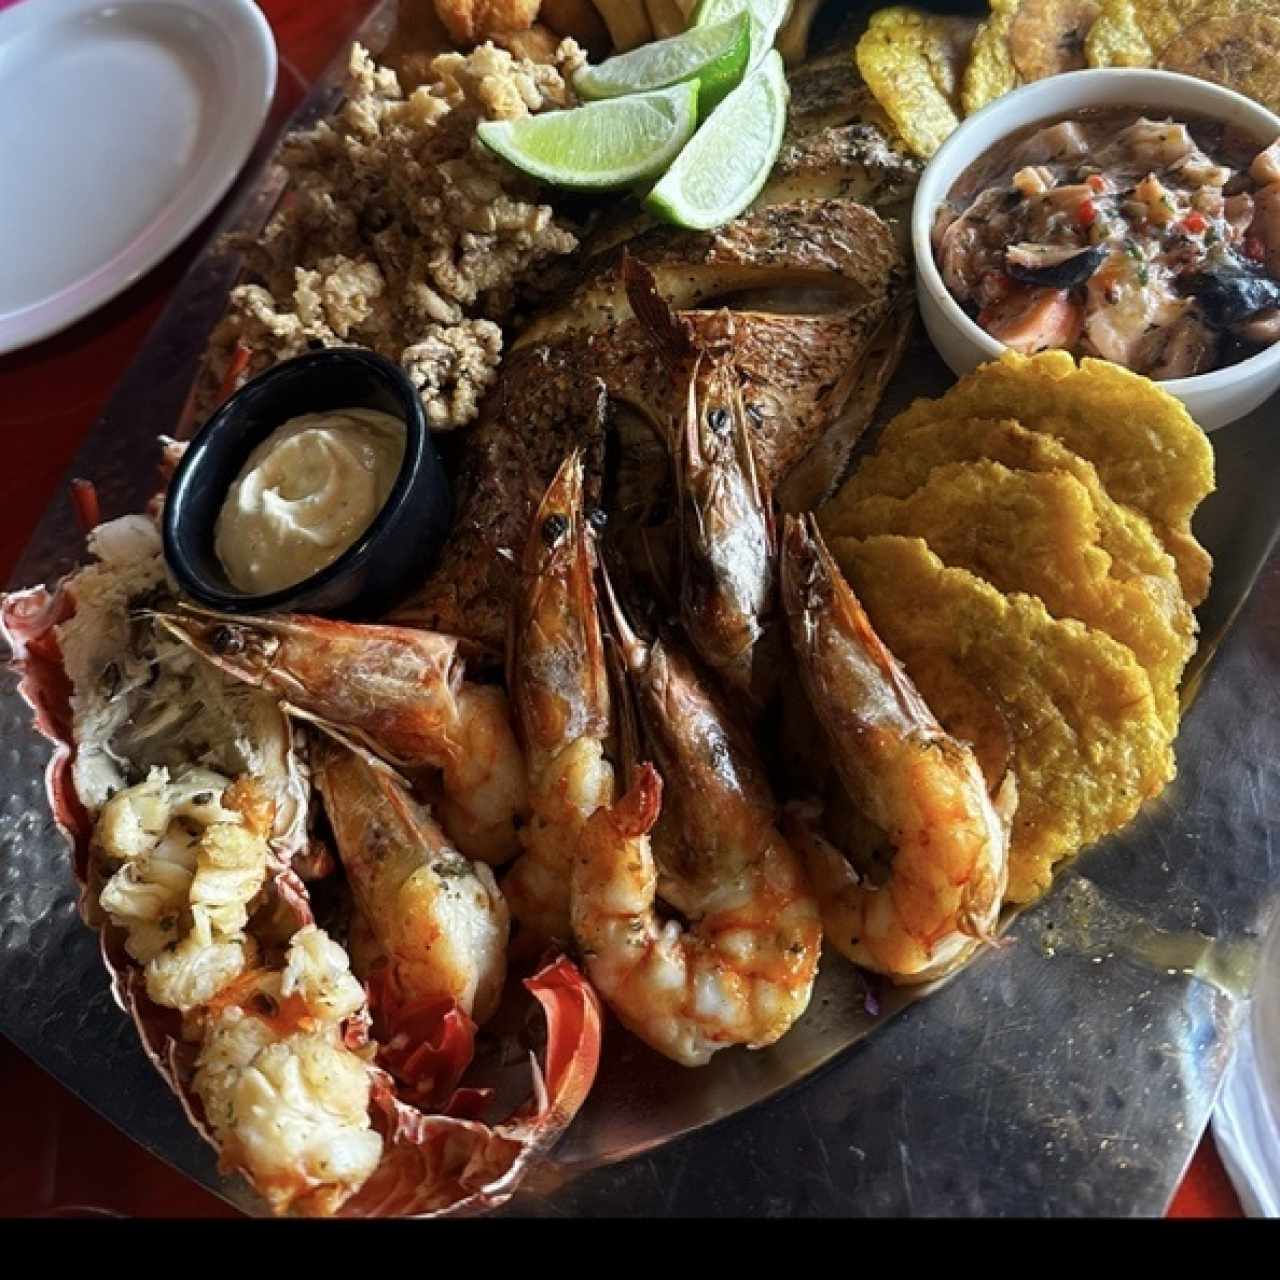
[571,570,822,1068]
[312,739,508,1025]
[625,257,775,699]
[154,610,528,865]
[502,452,616,943]
[779,516,1012,983]
[675,340,776,699]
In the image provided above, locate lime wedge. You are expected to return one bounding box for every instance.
[574,13,750,116]
[646,50,788,231]
[692,0,793,65]
[476,82,700,191]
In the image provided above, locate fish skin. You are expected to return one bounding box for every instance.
[396,48,920,656]
[774,291,917,514]
[768,124,920,240]
[389,360,609,658]
[518,198,902,351]
[534,61,919,298]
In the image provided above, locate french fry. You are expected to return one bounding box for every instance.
[592,0,653,51]
[646,0,688,39]
[778,0,824,66]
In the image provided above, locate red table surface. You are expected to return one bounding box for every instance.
[0,0,1245,1220]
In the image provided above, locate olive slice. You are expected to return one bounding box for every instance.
[1005,241,1108,289]
[1184,268,1280,328]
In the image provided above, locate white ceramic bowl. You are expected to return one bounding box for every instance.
[912,69,1280,432]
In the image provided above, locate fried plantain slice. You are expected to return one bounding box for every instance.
[835,352,1215,604]
[1161,13,1280,114]
[830,534,1175,903]
[961,0,1020,115]
[1086,0,1280,69]
[1009,0,1102,79]
[923,14,984,107]
[823,459,1195,733]
[1085,0,1153,66]
[822,414,1193,647]
[1146,0,1280,56]
[856,7,969,157]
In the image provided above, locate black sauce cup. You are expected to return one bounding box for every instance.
[163,349,452,617]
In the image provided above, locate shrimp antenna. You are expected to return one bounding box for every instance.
[732,370,773,551]
[603,629,647,790]
[596,556,647,675]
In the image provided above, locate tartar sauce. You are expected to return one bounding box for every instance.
[214,408,406,594]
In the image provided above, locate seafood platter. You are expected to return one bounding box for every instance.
[3,0,1280,1217]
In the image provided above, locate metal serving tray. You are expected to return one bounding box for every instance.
[1,0,1278,1217]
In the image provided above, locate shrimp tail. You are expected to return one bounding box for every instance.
[601,762,664,839]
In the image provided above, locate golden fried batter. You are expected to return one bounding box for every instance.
[1086,0,1280,69]
[830,535,1175,903]
[434,0,541,45]
[823,459,1195,733]
[848,352,1214,603]
[1161,13,1280,114]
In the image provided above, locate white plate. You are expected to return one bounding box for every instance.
[1213,907,1280,1218]
[0,0,276,354]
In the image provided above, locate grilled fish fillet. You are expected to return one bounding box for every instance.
[394,196,909,653]
[551,46,921,277]
[518,198,901,349]
[786,45,893,137]
[768,124,919,229]
[395,38,920,653]
[392,362,609,658]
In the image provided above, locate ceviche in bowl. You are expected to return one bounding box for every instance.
[912,68,1280,430]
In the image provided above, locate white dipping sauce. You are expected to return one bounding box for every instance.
[214,408,406,594]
